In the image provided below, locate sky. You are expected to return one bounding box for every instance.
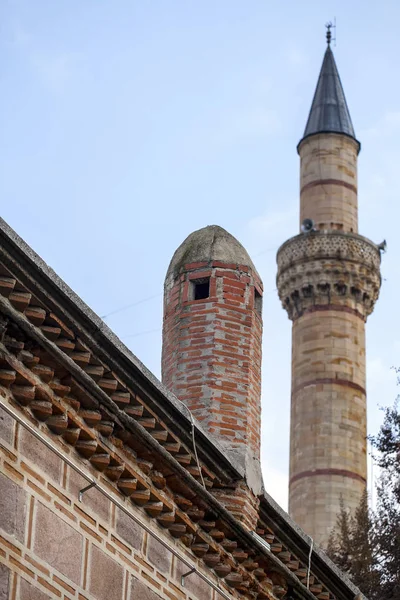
[1,0,399,510]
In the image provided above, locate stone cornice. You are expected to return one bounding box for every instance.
[276,231,381,321]
[0,301,287,599]
[0,218,240,484]
[258,493,365,600]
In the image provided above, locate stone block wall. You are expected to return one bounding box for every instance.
[0,405,222,600]
[289,309,367,545]
[298,134,359,233]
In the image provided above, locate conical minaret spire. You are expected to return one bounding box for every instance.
[296,32,361,234]
[301,42,357,144]
[276,31,382,546]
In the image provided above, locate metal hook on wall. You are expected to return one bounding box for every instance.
[78,481,97,502]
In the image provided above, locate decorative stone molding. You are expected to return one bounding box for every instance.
[276,231,381,321]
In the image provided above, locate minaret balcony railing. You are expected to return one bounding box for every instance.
[276,231,381,321]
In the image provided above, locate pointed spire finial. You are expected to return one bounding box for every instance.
[326,22,332,46]
[298,28,360,151]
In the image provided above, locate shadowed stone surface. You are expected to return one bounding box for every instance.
[116,508,143,551]
[130,578,162,600]
[0,407,13,445]
[90,545,124,600]
[19,579,51,600]
[175,561,212,600]
[0,564,9,600]
[147,537,171,575]
[20,427,61,483]
[68,469,109,522]
[34,502,82,584]
[0,472,26,542]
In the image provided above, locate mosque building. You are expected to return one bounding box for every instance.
[0,30,379,600]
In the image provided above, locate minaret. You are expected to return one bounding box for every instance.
[162,225,264,529]
[276,30,382,545]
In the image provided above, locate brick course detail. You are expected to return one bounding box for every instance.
[0,431,227,600]
[162,237,263,530]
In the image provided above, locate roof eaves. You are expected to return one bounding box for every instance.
[259,491,366,600]
[0,217,244,483]
[0,217,367,599]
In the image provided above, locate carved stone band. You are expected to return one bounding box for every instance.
[276,231,381,321]
[277,231,381,273]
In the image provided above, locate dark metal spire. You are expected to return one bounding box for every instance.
[300,32,357,145]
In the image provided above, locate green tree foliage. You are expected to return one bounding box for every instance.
[327,399,400,600]
[351,489,381,597]
[327,496,353,573]
[327,489,380,599]
[370,401,400,600]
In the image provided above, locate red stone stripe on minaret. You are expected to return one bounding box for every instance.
[290,468,366,486]
[300,178,357,195]
[292,378,366,397]
[302,304,366,321]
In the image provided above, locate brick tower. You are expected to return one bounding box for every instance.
[276,33,382,545]
[162,225,263,528]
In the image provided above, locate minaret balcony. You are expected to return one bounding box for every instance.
[276,231,381,321]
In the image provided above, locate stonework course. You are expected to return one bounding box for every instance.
[299,134,359,233]
[0,405,226,600]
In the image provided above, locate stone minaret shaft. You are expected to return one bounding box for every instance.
[277,41,381,545]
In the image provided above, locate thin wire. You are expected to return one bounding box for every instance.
[189,411,206,490]
[307,536,314,589]
[253,246,277,258]
[124,328,161,339]
[100,244,279,322]
[101,293,162,320]
[123,288,278,339]
[122,290,277,340]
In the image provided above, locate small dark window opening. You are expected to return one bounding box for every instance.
[254,289,262,317]
[193,278,210,300]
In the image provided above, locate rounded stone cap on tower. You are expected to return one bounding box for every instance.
[166,225,259,279]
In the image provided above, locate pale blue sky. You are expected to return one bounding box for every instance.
[1,0,399,508]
